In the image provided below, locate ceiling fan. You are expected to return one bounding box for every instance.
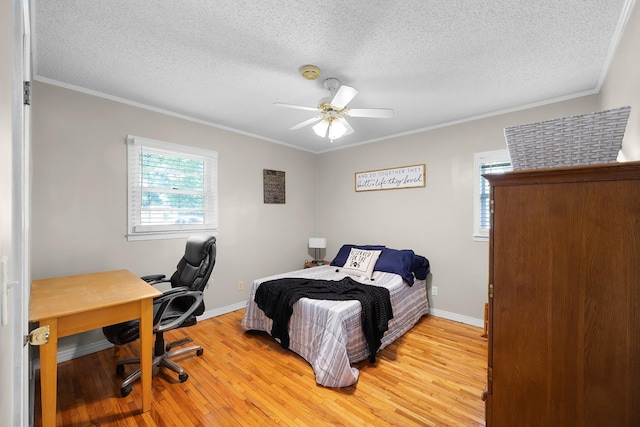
[274,78,394,142]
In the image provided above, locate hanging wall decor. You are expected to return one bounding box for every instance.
[263,169,286,203]
[355,164,426,192]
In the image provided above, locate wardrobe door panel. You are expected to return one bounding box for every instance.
[486,163,640,427]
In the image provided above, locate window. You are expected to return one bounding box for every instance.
[127,135,218,241]
[473,149,511,241]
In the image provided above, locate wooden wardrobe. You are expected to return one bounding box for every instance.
[484,162,640,426]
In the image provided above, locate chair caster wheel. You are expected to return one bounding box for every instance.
[196,348,204,356]
[178,373,189,383]
[116,364,125,376]
[120,386,132,397]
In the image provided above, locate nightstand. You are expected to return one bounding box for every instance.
[304,260,328,269]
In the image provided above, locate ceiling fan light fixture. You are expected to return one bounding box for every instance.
[335,116,354,136]
[328,119,347,140]
[312,120,329,138]
[275,76,393,143]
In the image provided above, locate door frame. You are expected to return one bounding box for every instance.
[13,0,31,425]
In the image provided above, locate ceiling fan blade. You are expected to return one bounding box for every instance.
[312,120,329,138]
[273,102,319,112]
[335,117,354,135]
[290,115,322,130]
[331,85,358,109]
[347,108,394,118]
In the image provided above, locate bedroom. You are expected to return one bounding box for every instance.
[2,0,640,425]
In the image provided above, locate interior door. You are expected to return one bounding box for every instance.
[0,1,31,426]
[20,1,32,424]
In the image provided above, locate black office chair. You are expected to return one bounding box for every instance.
[103,235,216,397]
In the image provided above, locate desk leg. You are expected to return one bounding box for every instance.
[39,318,58,427]
[139,298,153,412]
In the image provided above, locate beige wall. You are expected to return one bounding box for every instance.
[31,82,317,350]
[316,96,599,321]
[600,0,640,160]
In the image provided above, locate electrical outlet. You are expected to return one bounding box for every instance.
[237,281,244,291]
[431,286,438,296]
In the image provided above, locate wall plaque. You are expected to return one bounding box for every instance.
[263,169,285,203]
[355,164,426,192]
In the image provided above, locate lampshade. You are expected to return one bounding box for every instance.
[312,119,348,141]
[328,119,347,140]
[312,120,329,138]
[308,237,327,249]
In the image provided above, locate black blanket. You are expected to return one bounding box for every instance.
[254,276,393,363]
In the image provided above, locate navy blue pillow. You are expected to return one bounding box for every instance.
[331,245,430,286]
[374,248,416,285]
[330,244,386,267]
[412,255,430,280]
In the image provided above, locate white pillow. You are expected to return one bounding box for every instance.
[340,248,381,280]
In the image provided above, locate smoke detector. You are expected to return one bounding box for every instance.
[300,65,321,80]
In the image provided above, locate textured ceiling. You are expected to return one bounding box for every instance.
[33,0,634,153]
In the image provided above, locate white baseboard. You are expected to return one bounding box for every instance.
[429,308,484,328]
[33,302,248,368]
[33,340,115,370]
[198,301,246,320]
[58,340,114,364]
[35,302,479,367]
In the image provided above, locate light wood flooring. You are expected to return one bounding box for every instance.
[35,309,487,426]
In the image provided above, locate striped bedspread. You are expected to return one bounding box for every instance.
[241,265,429,387]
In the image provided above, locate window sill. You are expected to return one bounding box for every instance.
[127,229,217,242]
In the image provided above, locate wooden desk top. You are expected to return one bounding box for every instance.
[30,269,162,322]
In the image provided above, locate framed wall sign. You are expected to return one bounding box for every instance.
[355,164,426,192]
[263,169,286,203]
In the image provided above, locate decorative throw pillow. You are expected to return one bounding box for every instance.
[340,248,382,280]
[374,248,416,285]
[330,244,386,267]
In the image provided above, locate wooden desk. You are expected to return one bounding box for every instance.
[30,269,162,427]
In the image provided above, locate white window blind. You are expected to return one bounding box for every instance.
[473,150,511,241]
[127,135,218,241]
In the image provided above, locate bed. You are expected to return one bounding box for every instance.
[241,245,430,387]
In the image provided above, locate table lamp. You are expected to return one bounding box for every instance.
[308,237,327,265]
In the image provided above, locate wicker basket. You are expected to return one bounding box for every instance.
[504,106,630,170]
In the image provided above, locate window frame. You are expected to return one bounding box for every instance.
[473,149,511,242]
[126,135,218,241]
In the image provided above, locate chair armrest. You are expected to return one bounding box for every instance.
[141,274,169,285]
[160,286,189,296]
[152,289,204,333]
